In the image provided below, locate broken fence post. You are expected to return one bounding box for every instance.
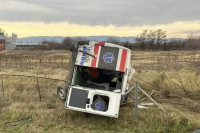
[125,84,135,95]
[138,86,167,113]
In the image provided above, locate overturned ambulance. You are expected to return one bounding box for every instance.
[57,41,134,118]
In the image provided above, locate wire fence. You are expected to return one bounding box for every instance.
[0,74,67,131]
[0,57,69,70]
[0,51,71,71]
[0,74,67,106]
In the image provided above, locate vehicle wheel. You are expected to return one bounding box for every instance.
[57,85,68,101]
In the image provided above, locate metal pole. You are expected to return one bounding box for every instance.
[79,50,95,58]
[36,77,41,102]
[125,84,135,95]
[135,82,138,119]
[138,86,167,113]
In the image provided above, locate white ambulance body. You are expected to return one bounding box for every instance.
[58,41,134,118]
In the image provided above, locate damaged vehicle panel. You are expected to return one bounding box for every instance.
[58,41,134,118]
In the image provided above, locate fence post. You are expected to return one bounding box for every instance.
[0,77,2,112]
[135,82,138,119]
[36,77,42,102]
[2,78,4,101]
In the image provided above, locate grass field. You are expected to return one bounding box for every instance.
[0,50,200,133]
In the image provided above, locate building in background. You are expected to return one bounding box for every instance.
[0,29,20,51]
[11,33,17,43]
[0,34,6,51]
[5,42,43,50]
[5,42,16,50]
[15,42,42,49]
[0,32,50,50]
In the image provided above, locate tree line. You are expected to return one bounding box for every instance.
[28,31,200,51]
[131,29,200,51]
[2,26,199,51]
[0,28,9,37]
[58,31,200,51]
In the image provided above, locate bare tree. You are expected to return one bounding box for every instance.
[106,37,120,44]
[61,37,87,50]
[185,33,200,50]
[136,29,167,50]
[155,29,166,49]
[147,30,156,49]
[135,30,148,50]
[61,37,75,50]
[0,28,5,35]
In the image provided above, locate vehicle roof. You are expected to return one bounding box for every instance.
[88,41,131,51]
[75,41,131,72]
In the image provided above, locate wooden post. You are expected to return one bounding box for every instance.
[135,82,138,119]
[0,78,2,111]
[0,78,2,104]
[2,78,4,101]
[36,77,42,102]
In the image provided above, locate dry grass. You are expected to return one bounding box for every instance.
[0,50,200,133]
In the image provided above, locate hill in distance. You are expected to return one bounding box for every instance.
[18,36,136,43]
[18,36,184,43]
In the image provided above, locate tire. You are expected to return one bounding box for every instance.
[57,84,68,101]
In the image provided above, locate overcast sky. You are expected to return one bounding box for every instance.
[0,0,200,37]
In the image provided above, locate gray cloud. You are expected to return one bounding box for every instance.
[183,29,200,34]
[0,0,200,26]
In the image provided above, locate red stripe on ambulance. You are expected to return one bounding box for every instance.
[91,42,105,67]
[119,49,127,71]
[95,42,105,46]
[91,45,99,67]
